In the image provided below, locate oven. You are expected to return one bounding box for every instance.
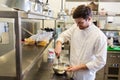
[104,52,120,80]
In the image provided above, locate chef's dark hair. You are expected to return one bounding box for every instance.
[72,5,92,19]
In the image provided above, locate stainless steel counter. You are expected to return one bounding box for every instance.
[22,44,49,75]
[0,39,53,79]
[0,50,16,77]
[34,60,72,80]
[108,51,120,54]
[34,49,72,80]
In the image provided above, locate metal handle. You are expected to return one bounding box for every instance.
[55,52,60,64]
[57,55,60,65]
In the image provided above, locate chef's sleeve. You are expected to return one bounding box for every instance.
[56,24,76,43]
[86,35,107,72]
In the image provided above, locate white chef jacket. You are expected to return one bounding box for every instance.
[56,23,107,80]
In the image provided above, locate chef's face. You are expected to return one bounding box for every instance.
[75,17,91,30]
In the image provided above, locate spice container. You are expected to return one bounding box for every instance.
[48,48,55,59]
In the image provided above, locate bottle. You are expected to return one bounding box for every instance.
[48,48,55,59]
[108,37,114,48]
[55,25,62,39]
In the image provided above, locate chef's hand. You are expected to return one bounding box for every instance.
[66,64,88,72]
[54,41,62,58]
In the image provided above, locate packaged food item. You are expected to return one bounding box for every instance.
[36,40,48,46]
[48,48,55,59]
[24,38,35,45]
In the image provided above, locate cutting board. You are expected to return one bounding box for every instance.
[107,46,120,51]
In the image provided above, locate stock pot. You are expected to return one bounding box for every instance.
[5,0,30,12]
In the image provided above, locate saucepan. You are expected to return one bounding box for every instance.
[53,63,69,75]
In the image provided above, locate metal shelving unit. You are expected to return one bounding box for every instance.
[0,11,56,80]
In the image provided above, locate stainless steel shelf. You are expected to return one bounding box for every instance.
[0,11,56,20]
[108,51,120,54]
[0,38,53,79]
[22,38,53,76]
[101,29,120,31]
[0,50,16,77]
[26,11,56,20]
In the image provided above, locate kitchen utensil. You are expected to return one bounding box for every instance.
[34,0,43,13]
[43,0,49,11]
[57,56,60,65]
[53,63,69,75]
[43,0,51,16]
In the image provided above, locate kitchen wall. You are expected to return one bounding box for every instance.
[0,0,120,18]
[65,2,120,15]
[99,2,120,13]
[0,0,14,11]
[0,0,120,28]
[0,0,6,4]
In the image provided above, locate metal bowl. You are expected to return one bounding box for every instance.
[53,63,69,75]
